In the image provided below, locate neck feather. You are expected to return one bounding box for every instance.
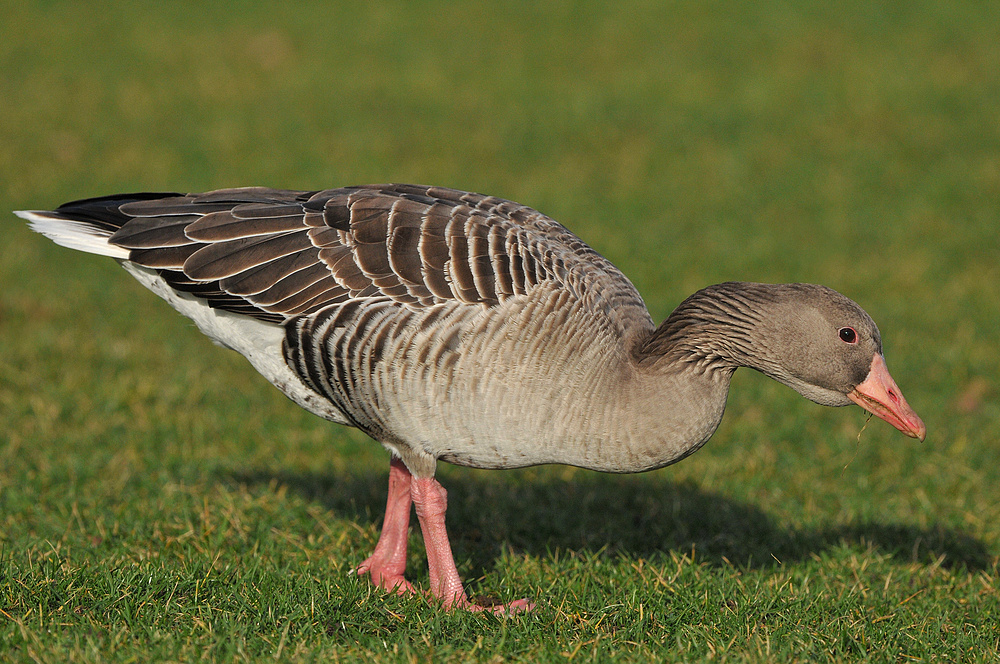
[634,282,784,375]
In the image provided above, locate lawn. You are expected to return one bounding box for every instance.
[1,0,998,661]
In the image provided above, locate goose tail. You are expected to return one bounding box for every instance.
[15,209,130,258]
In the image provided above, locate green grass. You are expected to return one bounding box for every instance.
[2,0,999,661]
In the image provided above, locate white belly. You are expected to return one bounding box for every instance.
[120,262,350,425]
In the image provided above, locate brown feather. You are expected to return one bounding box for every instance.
[184,231,313,280]
[110,215,199,248]
[219,248,320,296]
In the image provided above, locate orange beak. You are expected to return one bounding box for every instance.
[848,354,926,441]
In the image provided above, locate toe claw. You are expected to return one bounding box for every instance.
[457,596,535,614]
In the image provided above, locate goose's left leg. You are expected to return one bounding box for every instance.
[355,456,415,594]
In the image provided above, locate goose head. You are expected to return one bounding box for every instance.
[755,284,925,440]
[650,282,926,440]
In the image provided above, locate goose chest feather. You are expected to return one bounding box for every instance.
[17,183,925,612]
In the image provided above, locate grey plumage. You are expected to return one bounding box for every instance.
[28,185,653,468]
[20,183,922,469]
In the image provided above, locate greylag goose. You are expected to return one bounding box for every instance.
[16,184,925,612]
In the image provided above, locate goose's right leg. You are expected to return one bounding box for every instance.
[410,475,535,613]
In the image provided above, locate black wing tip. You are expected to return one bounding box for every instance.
[50,192,185,232]
[56,191,185,212]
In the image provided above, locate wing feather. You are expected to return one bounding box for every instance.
[184,231,314,280]
[219,248,320,296]
[186,210,305,241]
[42,183,645,333]
[250,261,332,306]
[110,215,200,248]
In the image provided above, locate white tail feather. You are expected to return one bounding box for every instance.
[15,210,130,259]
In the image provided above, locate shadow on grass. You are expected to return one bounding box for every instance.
[225,465,993,576]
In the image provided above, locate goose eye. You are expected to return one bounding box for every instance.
[838,327,858,344]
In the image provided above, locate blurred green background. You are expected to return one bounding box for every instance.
[1,1,998,661]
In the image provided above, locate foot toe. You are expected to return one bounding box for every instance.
[355,562,416,595]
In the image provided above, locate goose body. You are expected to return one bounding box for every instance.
[17,184,925,611]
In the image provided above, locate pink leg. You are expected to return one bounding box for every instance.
[355,457,415,595]
[411,476,534,613]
